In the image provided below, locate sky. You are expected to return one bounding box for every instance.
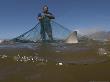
[0,0,110,39]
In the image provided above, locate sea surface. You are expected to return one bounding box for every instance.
[0,41,110,82]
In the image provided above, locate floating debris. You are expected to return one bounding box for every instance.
[98,48,108,56]
[97,48,110,57]
[1,55,8,59]
[56,62,63,66]
[13,55,48,63]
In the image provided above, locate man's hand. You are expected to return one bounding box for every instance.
[38,16,44,20]
[44,13,51,17]
[44,13,55,19]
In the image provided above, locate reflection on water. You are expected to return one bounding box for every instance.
[0,42,110,82]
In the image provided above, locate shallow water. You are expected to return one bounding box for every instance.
[0,42,110,82]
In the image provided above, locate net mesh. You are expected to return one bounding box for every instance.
[12,21,72,43]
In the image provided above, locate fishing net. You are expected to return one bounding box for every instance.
[11,21,72,43]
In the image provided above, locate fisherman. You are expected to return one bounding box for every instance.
[38,5,55,42]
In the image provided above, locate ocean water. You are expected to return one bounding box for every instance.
[0,42,110,82]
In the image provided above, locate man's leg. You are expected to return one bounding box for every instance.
[41,31,46,41]
[40,26,46,41]
[46,26,53,41]
[49,31,53,41]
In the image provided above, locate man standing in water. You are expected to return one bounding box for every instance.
[38,5,55,42]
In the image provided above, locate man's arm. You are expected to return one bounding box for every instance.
[38,17,43,20]
[44,12,55,19]
[37,13,43,20]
